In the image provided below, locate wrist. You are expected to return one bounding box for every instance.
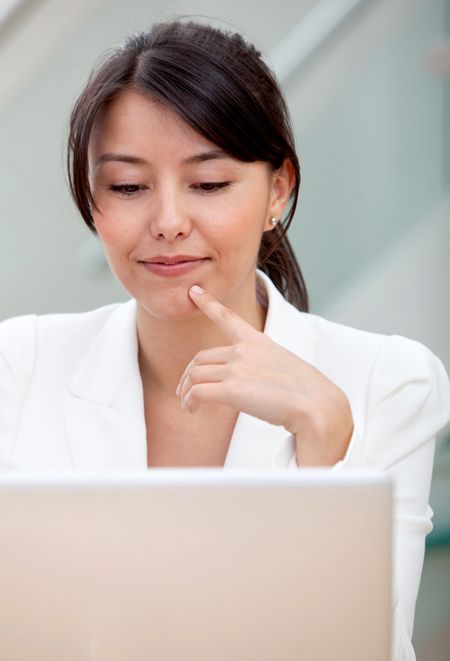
[293,393,354,467]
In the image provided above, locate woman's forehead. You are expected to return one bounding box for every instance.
[89,89,222,165]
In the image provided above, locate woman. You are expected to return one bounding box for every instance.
[0,20,449,659]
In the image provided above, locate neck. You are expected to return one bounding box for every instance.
[136,274,266,398]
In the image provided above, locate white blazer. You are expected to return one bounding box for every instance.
[1,270,449,660]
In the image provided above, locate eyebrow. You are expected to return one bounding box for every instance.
[95,148,229,167]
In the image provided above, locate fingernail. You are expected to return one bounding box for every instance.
[190,285,205,295]
[176,384,180,396]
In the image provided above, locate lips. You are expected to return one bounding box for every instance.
[139,256,210,277]
[142,255,207,265]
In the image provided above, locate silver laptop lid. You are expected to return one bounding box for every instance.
[0,469,392,661]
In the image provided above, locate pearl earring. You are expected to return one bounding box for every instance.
[270,217,278,226]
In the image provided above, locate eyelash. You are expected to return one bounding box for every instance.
[108,182,231,197]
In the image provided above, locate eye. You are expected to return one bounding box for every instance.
[108,184,146,197]
[192,182,231,193]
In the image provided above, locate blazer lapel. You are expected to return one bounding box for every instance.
[64,272,313,470]
[64,300,147,468]
[224,271,315,470]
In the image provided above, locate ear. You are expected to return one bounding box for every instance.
[265,159,296,230]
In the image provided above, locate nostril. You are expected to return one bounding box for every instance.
[157,231,185,238]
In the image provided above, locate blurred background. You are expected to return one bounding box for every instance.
[0,0,449,657]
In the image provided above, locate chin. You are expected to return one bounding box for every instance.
[137,288,202,322]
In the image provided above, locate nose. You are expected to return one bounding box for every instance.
[149,188,192,241]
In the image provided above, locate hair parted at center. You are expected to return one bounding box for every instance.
[67,19,309,311]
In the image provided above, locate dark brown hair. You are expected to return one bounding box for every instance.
[67,20,308,311]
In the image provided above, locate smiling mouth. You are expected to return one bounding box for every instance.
[139,257,210,276]
[153,259,202,265]
[140,257,210,265]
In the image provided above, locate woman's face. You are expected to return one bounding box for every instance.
[89,89,291,321]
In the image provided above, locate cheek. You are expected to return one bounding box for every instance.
[93,211,138,257]
[206,198,266,255]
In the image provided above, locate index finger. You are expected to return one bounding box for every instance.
[188,284,257,342]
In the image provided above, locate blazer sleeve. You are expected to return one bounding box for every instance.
[0,315,37,468]
[339,335,450,660]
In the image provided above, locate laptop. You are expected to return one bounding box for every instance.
[0,469,392,661]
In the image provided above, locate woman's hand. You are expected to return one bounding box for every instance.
[176,285,354,466]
